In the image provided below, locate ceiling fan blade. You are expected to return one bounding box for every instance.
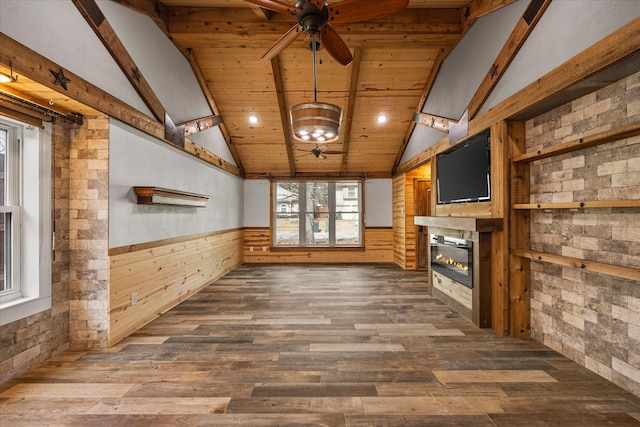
[262,24,304,61]
[320,24,353,66]
[328,0,409,24]
[319,153,328,160]
[242,0,299,15]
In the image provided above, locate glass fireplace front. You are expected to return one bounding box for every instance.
[430,234,473,288]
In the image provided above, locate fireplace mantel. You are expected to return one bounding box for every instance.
[414,216,503,232]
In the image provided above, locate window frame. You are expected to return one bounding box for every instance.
[0,117,52,326]
[0,123,22,299]
[272,180,364,248]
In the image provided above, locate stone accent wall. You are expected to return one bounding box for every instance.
[0,121,71,383]
[68,116,110,349]
[527,71,640,396]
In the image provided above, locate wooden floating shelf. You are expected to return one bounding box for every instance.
[414,216,503,232]
[511,121,640,164]
[514,200,640,210]
[512,249,640,282]
[133,186,209,207]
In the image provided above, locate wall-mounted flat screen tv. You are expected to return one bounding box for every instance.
[436,130,491,204]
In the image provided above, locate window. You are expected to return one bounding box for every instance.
[0,117,51,326]
[0,124,21,298]
[273,181,363,247]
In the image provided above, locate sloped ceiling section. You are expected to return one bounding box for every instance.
[150,0,511,178]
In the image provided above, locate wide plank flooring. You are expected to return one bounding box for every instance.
[2,264,640,426]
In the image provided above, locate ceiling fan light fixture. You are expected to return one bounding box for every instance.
[290,101,342,143]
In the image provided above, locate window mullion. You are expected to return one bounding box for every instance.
[329,182,336,246]
[299,183,307,246]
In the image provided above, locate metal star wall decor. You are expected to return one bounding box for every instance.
[489,64,499,79]
[132,67,141,83]
[50,68,71,91]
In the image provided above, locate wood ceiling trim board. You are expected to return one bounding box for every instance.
[270,56,296,176]
[0,83,77,117]
[467,0,551,119]
[73,0,166,123]
[186,48,245,175]
[340,47,362,175]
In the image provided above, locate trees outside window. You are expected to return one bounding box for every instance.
[273,181,362,247]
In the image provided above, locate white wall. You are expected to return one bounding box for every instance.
[401,0,640,165]
[244,179,271,227]
[364,179,392,227]
[109,119,243,248]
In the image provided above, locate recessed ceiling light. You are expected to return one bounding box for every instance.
[377,114,387,124]
[249,115,258,124]
[0,73,11,83]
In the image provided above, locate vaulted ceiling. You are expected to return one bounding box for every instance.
[155,0,511,178]
[1,0,519,179]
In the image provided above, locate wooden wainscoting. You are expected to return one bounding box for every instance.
[243,227,393,263]
[108,229,244,345]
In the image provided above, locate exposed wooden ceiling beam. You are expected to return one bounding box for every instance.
[340,47,362,176]
[412,112,456,132]
[392,47,450,175]
[178,115,223,136]
[73,0,166,123]
[168,7,462,49]
[186,48,245,176]
[467,0,551,119]
[271,56,297,176]
[0,33,240,177]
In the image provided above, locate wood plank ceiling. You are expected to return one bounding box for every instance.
[0,0,517,179]
[162,0,493,178]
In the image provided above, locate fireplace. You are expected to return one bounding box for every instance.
[430,234,473,288]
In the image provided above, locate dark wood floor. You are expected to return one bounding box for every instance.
[2,264,640,426]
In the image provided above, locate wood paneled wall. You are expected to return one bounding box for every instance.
[108,229,244,345]
[392,166,431,270]
[243,227,393,263]
[392,175,407,268]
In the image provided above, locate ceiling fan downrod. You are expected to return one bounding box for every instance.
[312,33,318,103]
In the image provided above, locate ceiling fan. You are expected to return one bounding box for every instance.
[297,144,346,159]
[243,0,409,65]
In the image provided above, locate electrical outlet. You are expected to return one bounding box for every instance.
[250,246,254,252]
[131,292,138,305]
[262,246,267,252]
